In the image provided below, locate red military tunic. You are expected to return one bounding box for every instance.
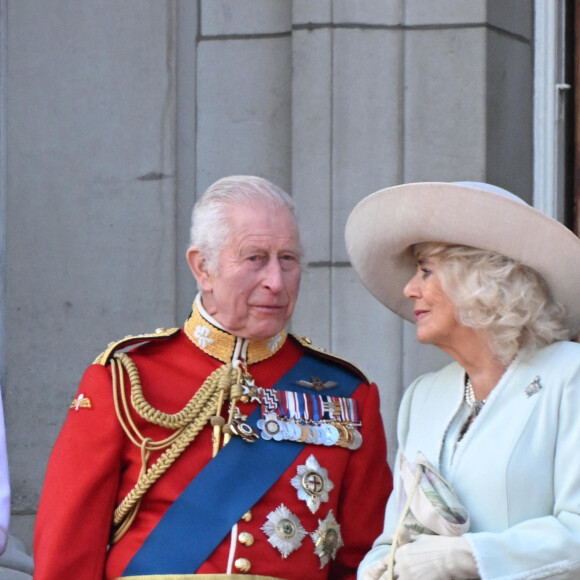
[34,301,392,579]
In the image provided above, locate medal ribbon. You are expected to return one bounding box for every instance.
[258,391,360,429]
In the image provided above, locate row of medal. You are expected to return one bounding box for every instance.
[255,388,363,450]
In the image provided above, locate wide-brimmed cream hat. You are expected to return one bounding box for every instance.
[345,182,580,336]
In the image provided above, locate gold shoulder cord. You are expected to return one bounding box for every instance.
[110,353,241,544]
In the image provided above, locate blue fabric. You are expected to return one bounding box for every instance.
[123,352,360,575]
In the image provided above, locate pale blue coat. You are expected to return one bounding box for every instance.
[359,341,580,579]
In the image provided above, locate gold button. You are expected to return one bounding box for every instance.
[238,531,254,546]
[234,557,251,572]
[241,510,252,522]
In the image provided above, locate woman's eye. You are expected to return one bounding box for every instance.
[420,267,432,278]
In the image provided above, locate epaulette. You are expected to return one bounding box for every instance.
[93,327,181,366]
[290,334,370,384]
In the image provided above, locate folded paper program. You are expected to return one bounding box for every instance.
[395,452,470,545]
[380,453,471,580]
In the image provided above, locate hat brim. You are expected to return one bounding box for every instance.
[345,182,580,336]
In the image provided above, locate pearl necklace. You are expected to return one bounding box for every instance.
[464,377,486,416]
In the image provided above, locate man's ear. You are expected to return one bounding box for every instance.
[186,248,213,291]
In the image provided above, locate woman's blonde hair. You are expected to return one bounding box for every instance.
[414,242,568,364]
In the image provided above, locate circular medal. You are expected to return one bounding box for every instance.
[297,424,310,442]
[348,428,363,450]
[277,518,297,540]
[322,424,339,446]
[335,424,351,448]
[301,470,325,499]
[286,421,302,441]
[307,425,319,444]
[265,419,281,436]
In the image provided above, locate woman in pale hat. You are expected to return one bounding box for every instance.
[346,182,580,580]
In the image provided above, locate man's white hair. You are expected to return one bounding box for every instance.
[189,175,301,273]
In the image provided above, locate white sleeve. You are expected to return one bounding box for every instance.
[0,383,10,554]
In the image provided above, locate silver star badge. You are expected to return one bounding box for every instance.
[291,455,334,514]
[311,510,343,568]
[261,504,307,558]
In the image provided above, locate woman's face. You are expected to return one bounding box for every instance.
[403,255,463,349]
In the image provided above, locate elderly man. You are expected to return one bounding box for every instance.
[34,175,392,580]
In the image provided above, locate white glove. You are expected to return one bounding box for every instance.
[360,553,392,580]
[393,534,478,580]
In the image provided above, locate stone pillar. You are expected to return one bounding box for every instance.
[3,0,179,556]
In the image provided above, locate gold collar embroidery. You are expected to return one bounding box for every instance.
[184,299,287,364]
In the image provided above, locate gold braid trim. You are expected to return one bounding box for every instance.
[93,327,180,366]
[120,351,218,429]
[110,353,238,544]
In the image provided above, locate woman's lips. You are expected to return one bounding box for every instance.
[414,309,429,321]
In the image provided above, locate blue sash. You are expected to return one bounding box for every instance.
[123,352,361,575]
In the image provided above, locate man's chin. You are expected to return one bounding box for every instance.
[244,320,288,341]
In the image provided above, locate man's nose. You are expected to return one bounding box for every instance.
[263,259,284,291]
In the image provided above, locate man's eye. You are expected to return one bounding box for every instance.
[420,267,432,278]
